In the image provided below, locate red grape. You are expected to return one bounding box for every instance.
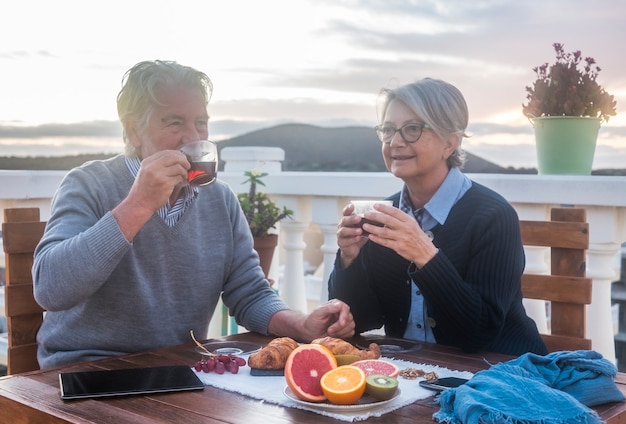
[217,355,231,363]
[206,358,216,371]
[193,353,245,375]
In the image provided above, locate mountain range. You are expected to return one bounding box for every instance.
[217,123,519,173]
[2,123,621,175]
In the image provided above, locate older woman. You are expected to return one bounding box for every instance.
[329,78,547,356]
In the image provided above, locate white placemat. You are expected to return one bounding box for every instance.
[193,355,473,422]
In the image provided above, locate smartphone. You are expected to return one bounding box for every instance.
[419,376,469,392]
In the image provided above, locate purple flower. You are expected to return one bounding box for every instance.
[522,43,617,121]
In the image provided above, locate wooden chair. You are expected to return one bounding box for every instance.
[2,207,46,375]
[520,207,592,352]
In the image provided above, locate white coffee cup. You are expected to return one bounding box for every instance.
[350,200,393,236]
[351,200,393,216]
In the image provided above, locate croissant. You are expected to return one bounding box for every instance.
[312,336,381,360]
[247,337,299,369]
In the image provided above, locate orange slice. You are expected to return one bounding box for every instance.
[285,344,337,402]
[320,365,367,405]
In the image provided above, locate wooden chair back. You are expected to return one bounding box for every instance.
[520,207,592,352]
[2,207,46,375]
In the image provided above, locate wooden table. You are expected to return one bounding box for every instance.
[1,332,626,423]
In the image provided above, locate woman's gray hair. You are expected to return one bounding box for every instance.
[117,60,213,157]
[377,78,469,168]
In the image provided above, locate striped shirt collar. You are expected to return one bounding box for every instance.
[124,156,198,227]
[399,167,471,230]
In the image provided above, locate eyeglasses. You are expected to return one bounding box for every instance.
[374,123,431,144]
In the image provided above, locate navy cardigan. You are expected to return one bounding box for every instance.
[329,182,548,356]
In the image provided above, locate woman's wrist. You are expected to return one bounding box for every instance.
[339,250,358,269]
[411,247,439,269]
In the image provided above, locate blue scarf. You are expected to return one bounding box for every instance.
[434,350,625,424]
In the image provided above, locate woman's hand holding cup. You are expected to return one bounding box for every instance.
[337,200,392,268]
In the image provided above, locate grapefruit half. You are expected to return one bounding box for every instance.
[352,359,400,378]
[285,344,337,402]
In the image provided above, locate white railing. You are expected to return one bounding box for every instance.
[1,148,625,364]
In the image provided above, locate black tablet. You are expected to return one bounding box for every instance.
[59,365,204,400]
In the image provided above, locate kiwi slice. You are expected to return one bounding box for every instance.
[334,354,360,366]
[365,374,399,400]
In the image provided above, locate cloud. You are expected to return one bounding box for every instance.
[0,0,624,168]
[0,121,122,138]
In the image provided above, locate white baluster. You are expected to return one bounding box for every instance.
[522,245,550,333]
[318,224,339,303]
[280,221,309,313]
[585,206,626,363]
[515,204,550,333]
[310,197,342,304]
[587,242,620,362]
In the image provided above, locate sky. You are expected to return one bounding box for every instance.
[1,0,626,169]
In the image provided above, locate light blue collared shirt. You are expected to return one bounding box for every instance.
[124,156,198,227]
[400,167,472,341]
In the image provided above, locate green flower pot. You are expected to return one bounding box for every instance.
[531,116,601,175]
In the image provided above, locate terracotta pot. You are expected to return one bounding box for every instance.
[253,234,278,280]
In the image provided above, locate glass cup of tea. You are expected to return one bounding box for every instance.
[351,200,393,236]
[180,140,218,186]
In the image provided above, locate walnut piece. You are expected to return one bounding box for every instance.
[399,367,439,381]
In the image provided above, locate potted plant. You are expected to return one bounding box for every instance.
[522,42,617,175]
[237,169,293,279]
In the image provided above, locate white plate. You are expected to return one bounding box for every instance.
[283,386,399,412]
[194,341,262,356]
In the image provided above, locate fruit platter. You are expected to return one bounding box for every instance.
[189,331,451,416]
[280,338,405,408]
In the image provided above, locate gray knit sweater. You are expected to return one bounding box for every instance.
[33,155,288,368]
